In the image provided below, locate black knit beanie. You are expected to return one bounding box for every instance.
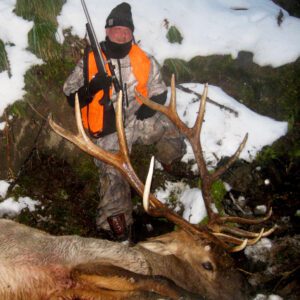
[105,2,134,32]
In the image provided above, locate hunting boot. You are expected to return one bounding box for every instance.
[107,213,130,242]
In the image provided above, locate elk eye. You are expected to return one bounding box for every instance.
[202,261,214,271]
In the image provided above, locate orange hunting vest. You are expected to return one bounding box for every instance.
[81,44,151,135]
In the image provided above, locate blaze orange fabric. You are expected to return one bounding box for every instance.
[80,51,112,134]
[81,44,151,135]
[129,44,151,104]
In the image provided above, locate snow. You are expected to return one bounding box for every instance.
[244,237,273,263]
[253,294,283,300]
[179,188,208,223]
[0,0,298,219]
[0,0,43,117]
[0,196,41,218]
[57,0,300,67]
[0,180,10,198]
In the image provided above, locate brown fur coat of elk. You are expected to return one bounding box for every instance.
[0,76,274,299]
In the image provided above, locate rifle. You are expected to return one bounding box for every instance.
[81,0,106,79]
[80,0,117,137]
[81,0,121,97]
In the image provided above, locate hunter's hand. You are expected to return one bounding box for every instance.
[135,90,168,121]
[89,73,112,95]
[135,104,156,120]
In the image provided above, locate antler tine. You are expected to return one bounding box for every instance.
[75,93,90,143]
[216,224,277,238]
[193,83,208,138]
[143,156,155,212]
[189,83,210,179]
[170,74,177,114]
[219,207,273,224]
[230,239,248,252]
[135,76,190,138]
[213,228,267,252]
[211,133,248,181]
[115,90,130,161]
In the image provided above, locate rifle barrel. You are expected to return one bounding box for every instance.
[81,0,106,70]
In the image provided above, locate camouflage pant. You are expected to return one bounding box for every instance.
[94,112,186,230]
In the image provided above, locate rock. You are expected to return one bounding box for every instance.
[254,205,267,215]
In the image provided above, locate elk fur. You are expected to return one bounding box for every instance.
[0,218,247,299]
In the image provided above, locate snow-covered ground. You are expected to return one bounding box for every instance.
[0,0,298,224]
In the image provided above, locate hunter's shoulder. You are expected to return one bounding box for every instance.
[132,44,160,65]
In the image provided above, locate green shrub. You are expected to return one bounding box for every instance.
[28,20,61,60]
[0,39,10,75]
[166,25,183,44]
[15,0,65,22]
[15,0,65,60]
[211,180,226,214]
[163,58,193,83]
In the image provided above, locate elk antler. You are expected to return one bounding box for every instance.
[136,75,276,252]
[48,92,222,245]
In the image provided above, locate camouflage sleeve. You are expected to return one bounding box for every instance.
[63,59,85,97]
[147,55,167,98]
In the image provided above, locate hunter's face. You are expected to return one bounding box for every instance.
[106,26,133,44]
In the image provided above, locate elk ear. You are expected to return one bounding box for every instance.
[139,235,178,256]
